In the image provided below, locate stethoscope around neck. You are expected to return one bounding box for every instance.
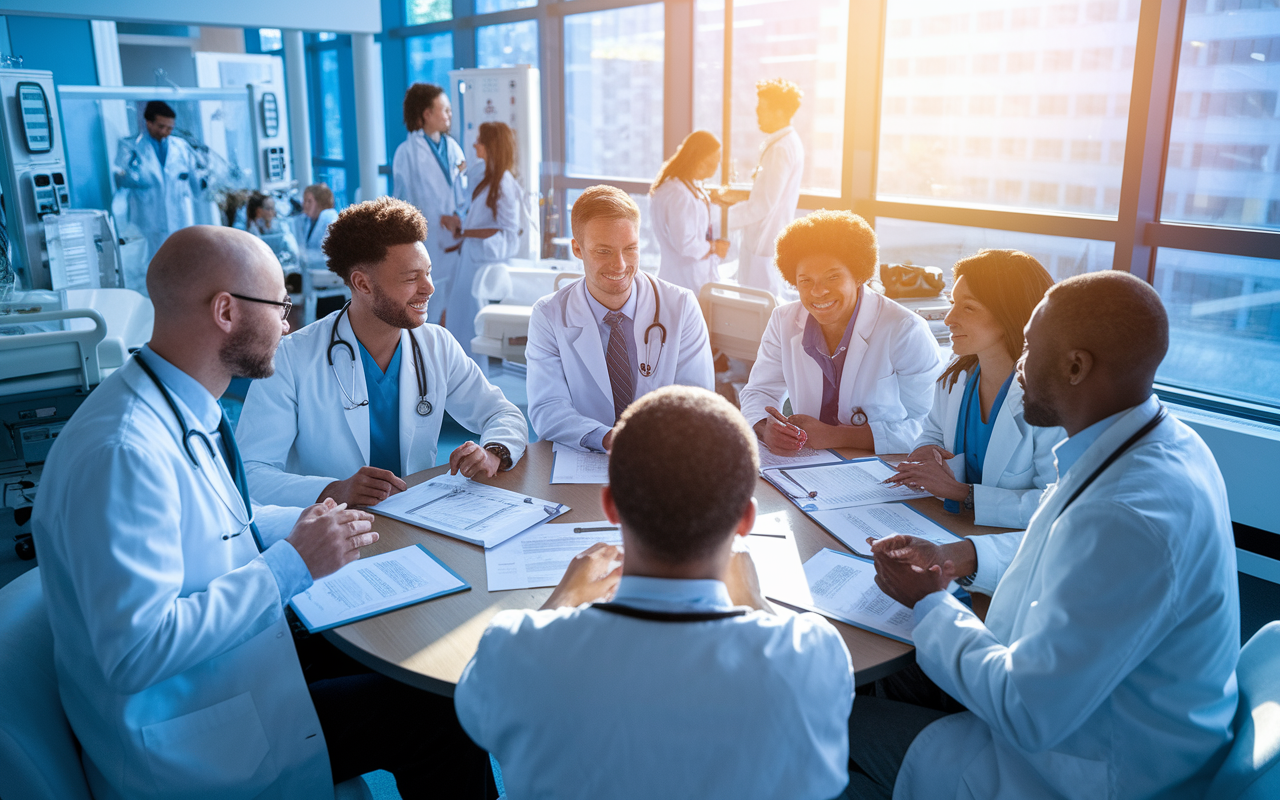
[568,272,667,378]
[327,302,433,416]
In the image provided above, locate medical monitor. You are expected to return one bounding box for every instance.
[15,82,52,154]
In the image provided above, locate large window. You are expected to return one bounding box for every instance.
[406,0,452,26]
[477,20,539,69]
[1162,3,1280,231]
[407,32,454,87]
[564,3,665,180]
[318,49,345,161]
[1155,249,1280,408]
[477,0,537,12]
[877,0,1140,215]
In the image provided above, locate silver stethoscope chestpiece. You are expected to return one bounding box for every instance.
[417,398,433,416]
[851,408,868,426]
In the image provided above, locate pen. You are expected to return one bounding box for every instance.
[574,525,619,533]
[766,406,805,437]
[748,532,786,539]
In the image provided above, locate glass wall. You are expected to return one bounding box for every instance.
[1163,3,1280,231]
[727,0,847,195]
[878,0,1140,214]
[1155,249,1280,407]
[693,0,725,183]
[318,49,345,161]
[477,20,539,69]
[564,4,665,180]
[406,0,452,26]
[477,0,537,11]
[407,32,454,87]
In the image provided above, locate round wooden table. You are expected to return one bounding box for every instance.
[326,440,1009,695]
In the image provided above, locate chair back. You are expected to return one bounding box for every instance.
[1207,621,1280,799]
[0,568,94,800]
[553,272,584,292]
[697,282,777,362]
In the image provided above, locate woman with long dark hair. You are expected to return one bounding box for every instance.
[441,121,521,371]
[886,249,1064,527]
[650,130,729,294]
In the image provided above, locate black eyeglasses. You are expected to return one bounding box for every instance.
[229,293,292,321]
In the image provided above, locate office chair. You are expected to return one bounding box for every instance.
[1206,620,1280,799]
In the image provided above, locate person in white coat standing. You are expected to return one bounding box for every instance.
[886,249,1063,528]
[650,130,730,295]
[239,196,528,510]
[712,78,804,297]
[441,121,522,373]
[849,271,1239,800]
[738,211,942,455]
[527,185,714,452]
[290,183,340,265]
[114,100,203,271]
[393,83,468,325]
[32,226,493,800]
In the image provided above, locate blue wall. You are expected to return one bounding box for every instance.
[5,16,97,85]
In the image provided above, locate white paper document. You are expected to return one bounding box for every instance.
[372,474,570,547]
[762,457,930,512]
[290,544,469,633]
[809,503,963,558]
[755,443,844,472]
[739,512,815,608]
[803,548,916,643]
[550,443,611,484]
[485,520,623,591]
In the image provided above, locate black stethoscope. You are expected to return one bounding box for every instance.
[134,355,256,540]
[327,302,433,416]
[638,273,667,378]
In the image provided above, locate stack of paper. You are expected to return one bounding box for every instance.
[372,474,570,547]
[485,521,622,591]
[807,503,963,558]
[290,545,469,633]
[755,443,844,472]
[549,443,611,484]
[803,548,916,643]
[762,457,931,512]
[739,511,815,609]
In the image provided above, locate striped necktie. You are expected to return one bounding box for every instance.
[603,310,635,423]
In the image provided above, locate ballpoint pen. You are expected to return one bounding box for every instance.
[574,525,619,533]
[777,469,818,499]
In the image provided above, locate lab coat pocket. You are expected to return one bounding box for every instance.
[141,691,276,799]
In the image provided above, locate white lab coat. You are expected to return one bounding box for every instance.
[290,207,339,270]
[237,310,529,508]
[727,126,804,295]
[444,171,521,369]
[393,131,468,324]
[898,402,1239,800]
[915,370,1064,527]
[114,132,201,265]
[31,358,330,800]
[651,178,719,295]
[738,292,943,454]
[526,274,715,449]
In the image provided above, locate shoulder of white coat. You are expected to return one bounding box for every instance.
[533,278,579,315]
[772,299,807,331]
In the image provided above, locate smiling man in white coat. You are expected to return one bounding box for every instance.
[32,226,492,799]
[843,271,1239,800]
[393,83,468,325]
[526,185,714,452]
[238,196,527,509]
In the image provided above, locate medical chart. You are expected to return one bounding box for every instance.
[736,511,815,608]
[485,520,623,591]
[803,548,916,644]
[372,474,569,547]
[808,503,963,558]
[755,442,844,472]
[549,443,611,484]
[762,457,930,512]
[290,544,468,633]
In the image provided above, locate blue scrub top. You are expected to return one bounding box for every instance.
[425,132,453,187]
[945,366,1013,513]
[358,340,403,475]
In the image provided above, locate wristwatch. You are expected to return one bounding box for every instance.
[483,443,513,471]
[851,407,868,426]
[963,483,975,511]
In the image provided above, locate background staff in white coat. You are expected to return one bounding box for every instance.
[712,78,804,297]
[738,211,942,455]
[239,197,527,510]
[650,130,730,295]
[290,183,339,263]
[886,249,1063,528]
[526,185,714,452]
[32,226,490,800]
[393,83,468,325]
[849,272,1239,800]
[113,100,203,269]
[441,121,521,373]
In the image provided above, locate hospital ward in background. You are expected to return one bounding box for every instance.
[1,1,1280,799]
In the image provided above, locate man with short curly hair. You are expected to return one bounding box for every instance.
[712,77,805,296]
[238,196,527,509]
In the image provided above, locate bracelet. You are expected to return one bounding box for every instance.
[963,483,975,511]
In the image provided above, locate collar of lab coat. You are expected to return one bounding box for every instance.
[940,367,1027,482]
[790,287,884,421]
[564,274,658,404]
[761,126,795,153]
